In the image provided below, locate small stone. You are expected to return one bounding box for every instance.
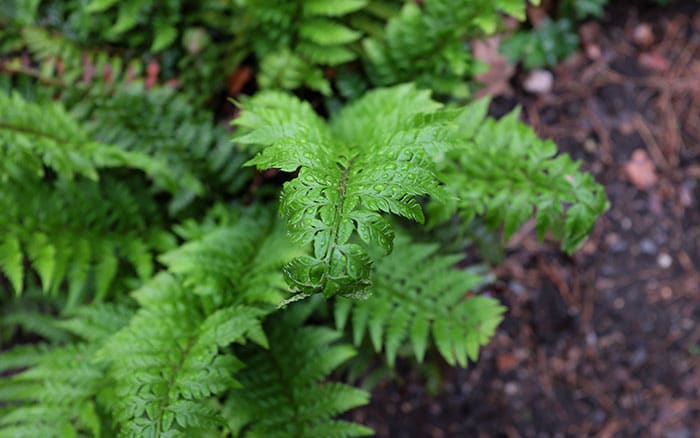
[657,253,673,269]
[504,382,519,396]
[661,286,673,299]
[613,297,625,309]
[633,23,655,48]
[621,217,632,230]
[623,149,658,190]
[523,69,554,95]
[640,239,657,254]
[583,138,598,153]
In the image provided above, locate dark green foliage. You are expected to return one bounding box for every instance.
[0,92,179,303]
[0,304,132,437]
[236,0,367,95]
[361,0,532,98]
[500,17,580,68]
[560,0,608,19]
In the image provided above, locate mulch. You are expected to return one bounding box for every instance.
[353,2,700,436]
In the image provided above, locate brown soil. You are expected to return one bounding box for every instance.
[354,2,700,436]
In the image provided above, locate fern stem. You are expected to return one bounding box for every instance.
[155,334,198,435]
[322,156,355,285]
[0,63,67,88]
[0,121,68,145]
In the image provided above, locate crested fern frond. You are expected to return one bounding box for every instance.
[335,232,505,367]
[434,101,609,253]
[224,302,372,438]
[236,84,460,299]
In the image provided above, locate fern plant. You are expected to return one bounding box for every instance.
[1,1,608,436]
[236,83,606,300]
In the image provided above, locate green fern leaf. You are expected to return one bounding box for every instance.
[96,207,300,436]
[224,303,372,437]
[299,19,362,45]
[335,232,505,367]
[98,274,266,437]
[0,235,23,295]
[0,304,130,438]
[303,0,368,16]
[437,104,609,253]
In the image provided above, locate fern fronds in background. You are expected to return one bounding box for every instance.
[432,100,609,253]
[0,92,179,302]
[361,0,537,98]
[0,304,132,437]
[236,0,367,94]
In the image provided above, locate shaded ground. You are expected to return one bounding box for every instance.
[354,2,700,436]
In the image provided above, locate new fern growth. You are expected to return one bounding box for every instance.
[236,84,452,299]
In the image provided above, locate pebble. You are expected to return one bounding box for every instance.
[632,23,655,48]
[523,69,554,95]
[657,253,673,269]
[504,382,519,396]
[639,238,657,254]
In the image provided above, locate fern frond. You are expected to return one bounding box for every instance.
[161,205,304,306]
[0,91,178,188]
[0,304,130,437]
[0,92,179,300]
[224,303,372,438]
[80,84,250,211]
[258,49,331,95]
[97,207,300,436]
[335,232,504,367]
[436,102,609,253]
[0,344,104,438]
[98,273,268,437]
[237,84,461,299]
